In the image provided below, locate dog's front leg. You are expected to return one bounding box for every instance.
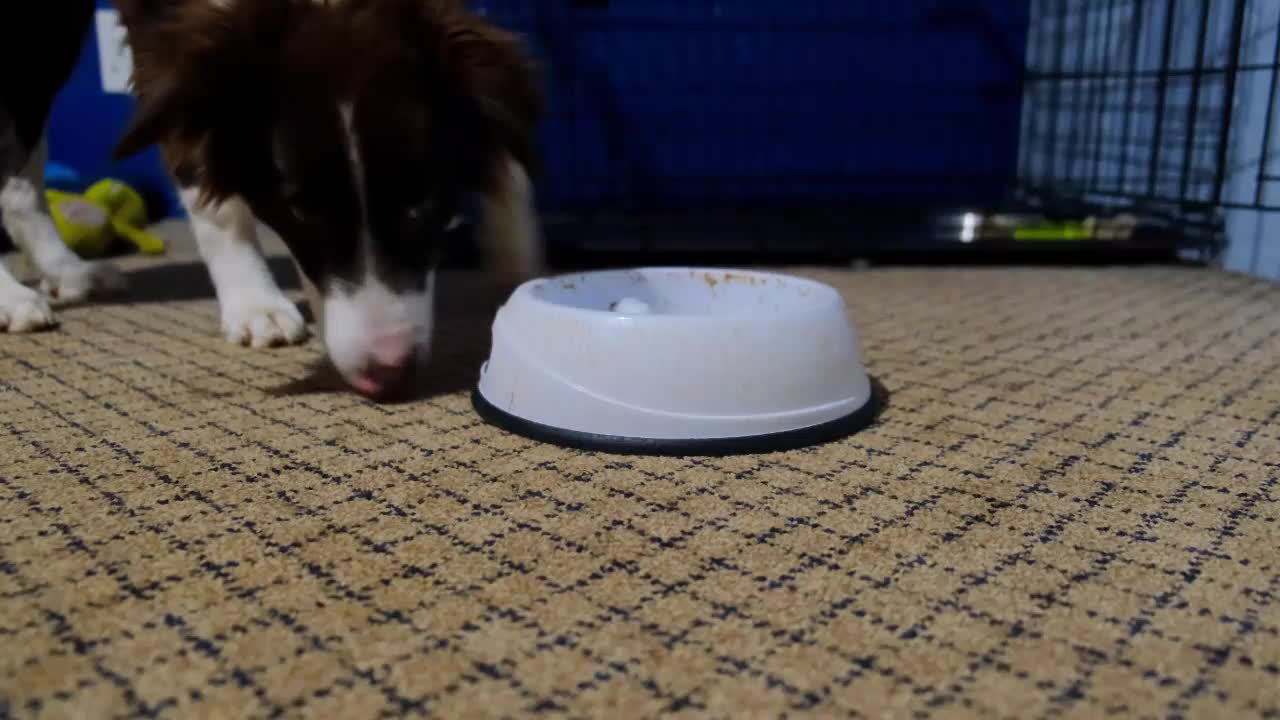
[0,137,125,306]
[0,254,55,332]
[477,154,545,283]
[180,188,308,348]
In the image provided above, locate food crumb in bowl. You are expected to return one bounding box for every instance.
[609,297,651,314]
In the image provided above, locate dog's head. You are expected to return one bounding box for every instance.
[113,0,541,398]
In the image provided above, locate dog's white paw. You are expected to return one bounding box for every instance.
[40,259,127,304]
[0,178,38,214]
[221,293,309,348]
[0,284,57,333]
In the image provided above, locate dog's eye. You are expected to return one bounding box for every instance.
[290,204,321,224]
[401,200,433,233]
[282,187,323,225]
[405,203,429,224]
[401,200,463,236]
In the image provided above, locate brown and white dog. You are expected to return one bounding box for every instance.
[2,0,544,399]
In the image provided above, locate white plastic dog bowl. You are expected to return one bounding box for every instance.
[472,267,880,455]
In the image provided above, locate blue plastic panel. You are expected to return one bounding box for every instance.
[508,0,1031,212]
[47,0,1029,219]
[46,0,179,216]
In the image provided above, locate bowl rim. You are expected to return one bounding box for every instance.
[516,266,846,324]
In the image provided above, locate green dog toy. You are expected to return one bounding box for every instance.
[47,179,166,258]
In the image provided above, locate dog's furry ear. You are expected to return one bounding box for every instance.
[114,75,183,160]
[424,9,542,186]
[112,1,290,165]
[110,0,180,158]
[448,23,542,171]
[109,0,179,31]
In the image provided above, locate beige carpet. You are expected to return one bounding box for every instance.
[2,262,1279,719]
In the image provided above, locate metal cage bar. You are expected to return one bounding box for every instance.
[1019,0,1280,232]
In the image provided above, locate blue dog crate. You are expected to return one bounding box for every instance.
[46,0,1030,253]
[45,0,180,216]
[532,1,1027,212]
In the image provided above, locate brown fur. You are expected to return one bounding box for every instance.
[112,0,541,204]
[110,0,542,293]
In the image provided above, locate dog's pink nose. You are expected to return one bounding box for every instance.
[369,329,413,369]
[349,329,415,398]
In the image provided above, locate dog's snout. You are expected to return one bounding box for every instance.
[367,327,414,368]
[348,329,417,398]
[316,269,435,401]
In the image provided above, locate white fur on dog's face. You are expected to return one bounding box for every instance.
[305,104,443,397]
[322,271,434,396]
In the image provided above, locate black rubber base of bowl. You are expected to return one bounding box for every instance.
[471,379,884,457]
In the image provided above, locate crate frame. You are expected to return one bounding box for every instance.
[1016,0,1280,263]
